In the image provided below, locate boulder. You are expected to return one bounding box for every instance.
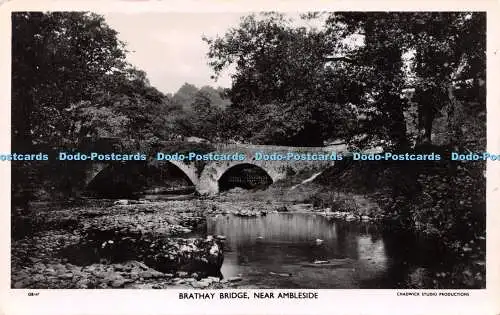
[276,206,288,212]
[142,237,224,276]
[345,214,357,222]
[64,227,224,278]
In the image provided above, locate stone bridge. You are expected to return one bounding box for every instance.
[83,142,350,195]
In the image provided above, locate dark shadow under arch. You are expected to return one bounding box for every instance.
[86,161,195,199]
[218,163,273,192]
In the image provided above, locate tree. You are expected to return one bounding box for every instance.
[188,91,225,141]
[172,83,200,111]
[199,86,231,110]
[407,13,486,148]
[322,12,415,150]
[12,12,128,149]
[11,12,188,201]
[326,12,485,149]
[203,13,358,146]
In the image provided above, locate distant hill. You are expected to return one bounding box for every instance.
[172,83,231,111]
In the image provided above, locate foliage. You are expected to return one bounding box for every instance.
[177,91,226,141]
[315,149,485,289]
[203,13,358,146]
[12,12,128,149]
[407,13,486,146]
[12,12,183,201]
[204,12,485,150]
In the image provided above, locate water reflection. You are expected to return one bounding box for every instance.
[205,213,393,288]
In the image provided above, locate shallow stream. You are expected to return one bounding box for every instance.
[200,213,455,289]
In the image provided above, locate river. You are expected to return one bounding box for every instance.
[196,212,459,289]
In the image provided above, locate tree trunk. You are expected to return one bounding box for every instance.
[447,81,462,149]
[422,104,435,144]
[446,54,467,150]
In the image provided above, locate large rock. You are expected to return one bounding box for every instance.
[142,237,224,276]
[70,227,224,277]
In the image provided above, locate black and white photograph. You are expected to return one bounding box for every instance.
[9,9,488,292]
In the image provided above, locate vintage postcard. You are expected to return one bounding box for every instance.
[0,0,499,314]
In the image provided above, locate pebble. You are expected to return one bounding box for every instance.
[206,276,220,283]
[199,278,214,285]
[75,279,91,289]
[313,260,329,264]
[33,263,46,270]
[14,280,32,288]
[59,273,73,279]
[139,271,154,279]
[110,279,126,288]
[191,281,210,288]
[114,264,127,272]
[32,274,45,282]
[228,276,242,282]
[54,263,66,270]
[29,257,41,264]
[97,283,108,289]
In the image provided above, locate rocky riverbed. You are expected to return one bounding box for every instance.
[11,199,288,289]
[12,200,214,289]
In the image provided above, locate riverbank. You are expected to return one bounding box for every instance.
[12,199,307,289]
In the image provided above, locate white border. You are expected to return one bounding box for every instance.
[0,1,499,315]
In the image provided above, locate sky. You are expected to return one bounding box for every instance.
[103,12,246,94]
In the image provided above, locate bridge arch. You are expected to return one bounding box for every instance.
[83,160,200,196]
[148,159,199,187]
[197,160,282,194]
[217,163,274,192]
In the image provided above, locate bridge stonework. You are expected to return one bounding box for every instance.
[82,143,349,195]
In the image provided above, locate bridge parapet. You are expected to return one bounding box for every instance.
[213,143,348,154]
